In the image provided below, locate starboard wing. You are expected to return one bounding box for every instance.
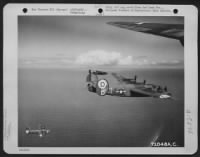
[129,86,158,97]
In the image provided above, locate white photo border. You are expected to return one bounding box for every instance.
[3,4,198,154]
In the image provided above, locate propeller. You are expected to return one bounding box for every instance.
[164,86,167,92]
[134,75,137,81]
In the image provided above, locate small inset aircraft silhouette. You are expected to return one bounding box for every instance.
[25,125,50,138]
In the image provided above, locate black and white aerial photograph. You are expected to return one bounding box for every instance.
[18,16,184,147]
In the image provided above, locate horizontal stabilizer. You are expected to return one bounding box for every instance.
[92,70,108,75]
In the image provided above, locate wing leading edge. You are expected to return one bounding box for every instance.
[107,22,184,46]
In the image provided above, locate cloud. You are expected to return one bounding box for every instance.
[19,57,73,67]
[150,59,183,66]
[75,50,134,66]
[19,50,183,68]
[75,50,184,68]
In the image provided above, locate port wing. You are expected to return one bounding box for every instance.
[111,73,136,84]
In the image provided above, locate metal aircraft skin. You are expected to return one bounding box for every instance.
[107,22,184,46]
[86,70,171,99]
[25,125,50,138]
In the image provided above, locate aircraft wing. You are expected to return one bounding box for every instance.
[129,86,157,97]
[112,73,136,84]
[107,22,184,46]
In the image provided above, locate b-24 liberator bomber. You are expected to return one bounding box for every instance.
[86,70,171,99]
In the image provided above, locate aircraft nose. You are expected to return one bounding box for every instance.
[159,94,171,99]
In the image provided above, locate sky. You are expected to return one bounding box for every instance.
[18,16,184,69]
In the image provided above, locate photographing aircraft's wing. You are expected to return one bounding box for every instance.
[107,22,184,46]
